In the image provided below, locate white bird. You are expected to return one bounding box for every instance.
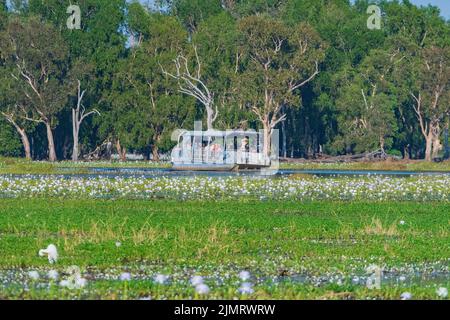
[39,244,58,264]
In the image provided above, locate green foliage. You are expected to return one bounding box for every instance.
[103,12,195,156]
[170,0,223,32]
[332,49,398,154]
[0,120,22,157]
[2,16,69,127]
[0,0,448,160]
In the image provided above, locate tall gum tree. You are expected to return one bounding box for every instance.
[0,69,34,160]
[2,17,69,162]
[108,9,194,161]
[333,49,400,155]
[409,46,449,161]
[237,16,325,157]
[0,9,33,159]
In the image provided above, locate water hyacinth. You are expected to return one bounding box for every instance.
[436,287,448,298]
[238,282,254,295]
[239,271,251,281]
[400,292,412,300]
[60,266,87,290]
[28,271,40,281]
[60,276,87,289]
[190,275,204,286]
[1,175,450,202]
[120,272,132,281]
[195,284,210,295]
[154,274,169,285]
[47,270,59,281]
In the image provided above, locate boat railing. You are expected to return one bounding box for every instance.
[172,148,270,166]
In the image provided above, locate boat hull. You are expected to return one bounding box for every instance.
[171,163,270,172]
[172,163,238,172]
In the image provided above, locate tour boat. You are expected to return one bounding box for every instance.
[171,129,278,172]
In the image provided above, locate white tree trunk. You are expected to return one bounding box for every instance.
[424,131,433,162]
[45,122,57,162]
[2,114,32,160]
[17,127,31,160]
[72,108,80,161]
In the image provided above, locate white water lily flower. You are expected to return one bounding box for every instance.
[195,284,210,295]
[190,275,204,286]
[154,274,169,285]
[436,287,448,298]
[38,244,58,264]
[48,270,59,281]
[28,271,40,280]
[61,276,87,289]
[238,282,254,295]
[239,271,251,281]
[400,292,412,300]
[120,272,131,281]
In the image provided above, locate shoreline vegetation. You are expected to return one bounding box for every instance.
[1,157,450,175]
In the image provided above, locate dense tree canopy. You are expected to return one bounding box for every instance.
[0,0,448,161]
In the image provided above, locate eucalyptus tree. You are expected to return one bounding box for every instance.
[385,3,450,160]
[68,61,100,161]
[237,16,325,156]
[28,0,127,158]
[161,0,223,33]
[404,46,450,161]
[192,12,252,130]
[0,72,33,159]
[333,49,399,154]
[281,0,386,157]
[107,8,195,161]
[1,17,69,162]
[0,55,35,159]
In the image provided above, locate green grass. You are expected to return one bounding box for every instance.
[2,156,450,174]
[280,160,450,171]
[0,157,169,174]
[0,199,448,299]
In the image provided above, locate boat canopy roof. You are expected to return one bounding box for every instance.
[181,130,260,138]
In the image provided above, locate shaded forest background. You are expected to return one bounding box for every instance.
[0,0,449,161]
